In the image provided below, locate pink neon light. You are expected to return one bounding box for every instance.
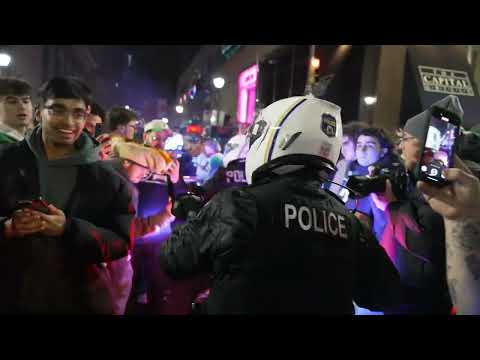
[239,89,247,123]
[237,64,259,124]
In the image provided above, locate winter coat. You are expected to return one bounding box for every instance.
[0,140,134,314]
[160,169,401,314]
[380,181,452,314]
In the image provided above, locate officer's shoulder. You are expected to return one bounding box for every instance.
[323,188,347,205]
[210,186,255,203]
[203,187,256,217]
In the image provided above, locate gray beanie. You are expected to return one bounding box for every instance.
[404,95,463,139]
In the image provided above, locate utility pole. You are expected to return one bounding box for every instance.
[304,45,316,95]
[288,46,296,97]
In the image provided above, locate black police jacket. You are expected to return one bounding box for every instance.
[160,169,401,314]
[201,158,248,202]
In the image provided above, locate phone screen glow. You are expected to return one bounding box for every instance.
[420,115,458,182]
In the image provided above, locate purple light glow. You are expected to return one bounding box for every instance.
[237,64,259,125]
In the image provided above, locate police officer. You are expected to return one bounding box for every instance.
[159,95,400,315]
[199,133,249,201]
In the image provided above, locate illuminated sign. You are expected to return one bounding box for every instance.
[418,66,475,97]
[237,64,259,125]
[186,124,203,135]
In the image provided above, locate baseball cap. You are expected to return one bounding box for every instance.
[144,119,171,134]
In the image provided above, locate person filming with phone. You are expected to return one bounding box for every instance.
[369,95,468,315]
[417,155,480,315]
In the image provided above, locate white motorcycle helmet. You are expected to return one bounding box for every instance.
[223,134,249,167]
[245,95,343,184]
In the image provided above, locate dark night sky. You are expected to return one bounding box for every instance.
[124,45,201,99]
[90,45,201,111]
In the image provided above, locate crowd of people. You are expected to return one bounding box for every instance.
[0,76,248,315]
[0,75,479,315]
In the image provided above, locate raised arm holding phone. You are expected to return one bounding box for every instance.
[418,155,480,314]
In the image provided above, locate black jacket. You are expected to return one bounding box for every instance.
[0,141,134,314]
[381,181,452,314]
[201,158,248,201]
[160,170,400,314]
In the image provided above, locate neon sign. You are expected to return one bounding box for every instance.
[237,64,259,125]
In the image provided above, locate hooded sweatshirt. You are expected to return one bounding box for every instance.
[25,126,99,210]
[0,123,25,144]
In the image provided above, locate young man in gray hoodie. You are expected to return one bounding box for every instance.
[0,76,134,314]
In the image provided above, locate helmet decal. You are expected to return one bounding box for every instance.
[321,113,337,138]
[266,98,307,162]
[248,117,268,149]
[279,131,302,151]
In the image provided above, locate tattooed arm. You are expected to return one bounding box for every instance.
[417,156,480,314]
[444,219,480,314]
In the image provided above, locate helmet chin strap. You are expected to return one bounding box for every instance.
[317,175,361,215]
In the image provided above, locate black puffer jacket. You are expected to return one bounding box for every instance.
[380,180,453,315]
[0,141,134,314]
[160,170,401,314]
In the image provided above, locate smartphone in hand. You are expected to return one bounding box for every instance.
[415,106,461,187]
[15,198,50,214]
[94,123,104,138]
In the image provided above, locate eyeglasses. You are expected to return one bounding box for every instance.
[45,105,89,121]
[1,96,32,105]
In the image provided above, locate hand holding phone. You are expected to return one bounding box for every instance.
[96,133,112,160]
[11,199,66,238]
[15,198,50,214]
[94,123,104,138]
[8,198,49,238]
[416,106,461,187]
[418,155,480,220]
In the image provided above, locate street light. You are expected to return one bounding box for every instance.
[175,105,184,114]
[0,53,11,67]
[310,57,320,69]
[364,96,377,106]
[212,77,225,89]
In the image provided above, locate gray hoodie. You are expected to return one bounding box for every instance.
[26,126,99,210]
